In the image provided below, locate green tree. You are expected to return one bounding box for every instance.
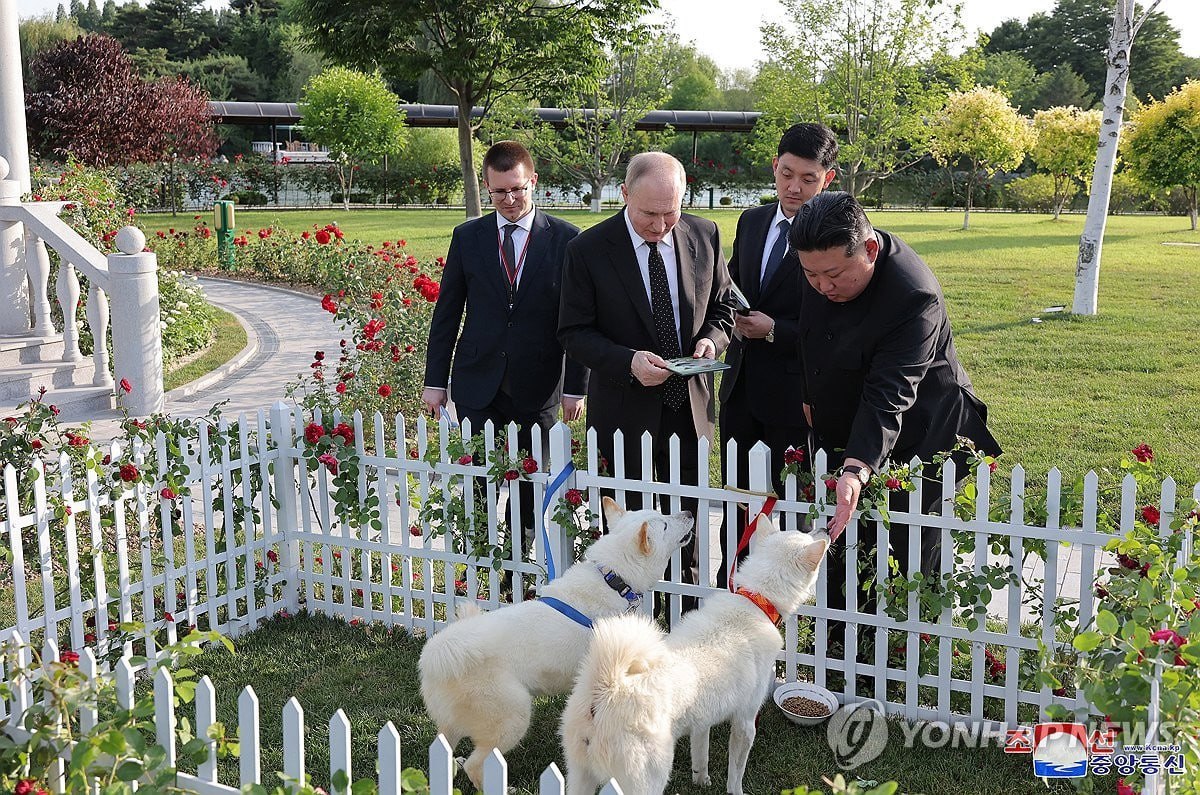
[755,0,965,197]
[18,13,84,82]
[1124,80,1200,230]
[664,46,722,110]
[291,0,653,219]
[930,86,1033,229]
[973,50,1043,112]
[1031,106,1101,218]
[1032,64,1095,110]
[299,67,409,211]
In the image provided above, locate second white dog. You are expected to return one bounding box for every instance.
[561,518,829,795]
[419,497,694,788]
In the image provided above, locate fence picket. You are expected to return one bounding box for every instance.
[282,697,305,782]
[218,418,241,632]
[57,453,85,651]
[483,748,508,794]
[239,685,262,786]
[78,648,98,733]
[155,667,176,764]
[539,763,565,795]
[85,455,110,653]
[935,459,956,723]
[133,438,158,660]
[600,781,625,795]
[198,423,220,638]
[1040,468,1063,719]
[196,675,218,781]
[330,708,352,793]
[4,466,31,642]
[428,735,454,795]
[378,722,402,795]
[33,459,56,647]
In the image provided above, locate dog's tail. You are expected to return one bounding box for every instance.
[561,615,674,790]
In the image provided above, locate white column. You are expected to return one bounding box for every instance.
[107,226,163,416]
[0,156,30,335]
[0,0,32,194]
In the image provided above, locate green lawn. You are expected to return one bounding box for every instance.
[139,208,1200,485]
[163,306,248,392]
[175,612,1084,795]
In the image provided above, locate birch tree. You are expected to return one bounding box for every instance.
[1072,0,1162,316]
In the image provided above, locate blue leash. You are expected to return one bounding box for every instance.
[539,462,577,580]
[540,596,593,629]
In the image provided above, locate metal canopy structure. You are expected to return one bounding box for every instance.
[208,101,761,133]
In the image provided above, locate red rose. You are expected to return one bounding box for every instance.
[304,423,325,445]
[321,294,338,313]
[885,477,902,490]
[119,463,139,482]
[333,423,354,444]
[783,447,804,465]
[15,780,37,795]
[118,377,132,393]
[267,549,279,563]
[378,384,392,398]
[1117,778,1139,795]
[318,452,339,475]
[457,454,474,465]
[1141,505,1160,526]
[302,230,311,240]
[1131,443,1154,463]
[454,579,467,595]
[60,650,80,665]
[164,612,174,622]
[565,488,584,507]
[160,487,176,500]
[370,291,384,309]
[521,456,538,474]
[85,632,96,643]
[410,524,422,537]
[824,477,838,490]
[31,439,42,450]
[504,469,520,482]
[315,229,332,245]
[314,350,325,361]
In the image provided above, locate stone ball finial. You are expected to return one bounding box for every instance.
[0,156,9,181]
[115,226,146,255]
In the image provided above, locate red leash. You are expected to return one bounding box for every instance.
[726,495,777,592]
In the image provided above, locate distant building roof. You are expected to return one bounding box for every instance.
[208,102,761,133]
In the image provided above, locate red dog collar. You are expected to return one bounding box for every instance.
[735,588,782,626]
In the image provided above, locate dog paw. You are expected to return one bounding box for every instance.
[692,771,711,786]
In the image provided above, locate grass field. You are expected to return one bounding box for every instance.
[172,612,1083,795]
[140,208,1200,485]
[162,306,247,392]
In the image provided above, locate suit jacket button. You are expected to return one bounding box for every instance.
[507,321,513,327]
[501,352,507,357]
[813,368,821,375]
[825,332,833,340]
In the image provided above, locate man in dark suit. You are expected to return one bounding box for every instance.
[559,151,735,602]
[791,191,1001,631]
[716,123,838,588]
[423,141,587,554]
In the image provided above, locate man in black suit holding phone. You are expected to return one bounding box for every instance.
[423,141,586,553]
[715,124,838,587]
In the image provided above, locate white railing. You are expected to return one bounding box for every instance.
[0,155,162,414]
[0,633,626,795]
[2,404,1195,731]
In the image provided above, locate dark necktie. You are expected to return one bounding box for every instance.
[761,218,790,289]
[502,223,519,303]
[647,242,687,410]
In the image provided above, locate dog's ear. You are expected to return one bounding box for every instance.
[753,513,779,541]
[638,522,652,556]
[799,535,830,569]
[627,658,649,675]
[602,496,624,527]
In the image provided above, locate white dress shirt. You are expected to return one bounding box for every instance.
[496,206,536,288]
[623,209,682,348]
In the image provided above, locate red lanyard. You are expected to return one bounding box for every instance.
[497,225,533,302]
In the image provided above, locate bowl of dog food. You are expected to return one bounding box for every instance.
[773,681,838,726]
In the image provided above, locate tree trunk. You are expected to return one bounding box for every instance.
[963,167,973,230]
[1189,187,1197,231]
[1073,0,1143,315]
[456,96,482,219]
[590,179,602,213]
[1053,175,1064,220]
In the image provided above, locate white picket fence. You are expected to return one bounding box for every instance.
[1,402,1195,791]
[0,631,624,795]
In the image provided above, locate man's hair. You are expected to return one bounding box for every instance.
[789,191,873,255]
[624,151,687,196]
[482,141,535,176]
[777,123,839,170]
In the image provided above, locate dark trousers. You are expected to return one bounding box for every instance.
[458,392,557,561]
[716,376,810,589]
[823,470,952,651]
[595,402,701,615]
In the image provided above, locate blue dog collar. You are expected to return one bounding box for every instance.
[597,564,643,611]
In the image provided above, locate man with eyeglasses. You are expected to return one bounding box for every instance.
[424,141,587,559]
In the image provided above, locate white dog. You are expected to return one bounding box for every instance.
[419,497,694,788]
[561,519,830,795]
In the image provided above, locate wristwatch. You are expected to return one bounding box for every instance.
[765,321,776,344]
[842,465,870,485]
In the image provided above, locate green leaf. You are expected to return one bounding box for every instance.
[1096,610,1118,635]
[116,760,143,781]
[1073,632,1102,652]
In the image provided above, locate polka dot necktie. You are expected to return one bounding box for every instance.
[761,218,791,289]
[647,242,688,410]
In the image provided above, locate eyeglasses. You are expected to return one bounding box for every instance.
[487,182,532,201]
